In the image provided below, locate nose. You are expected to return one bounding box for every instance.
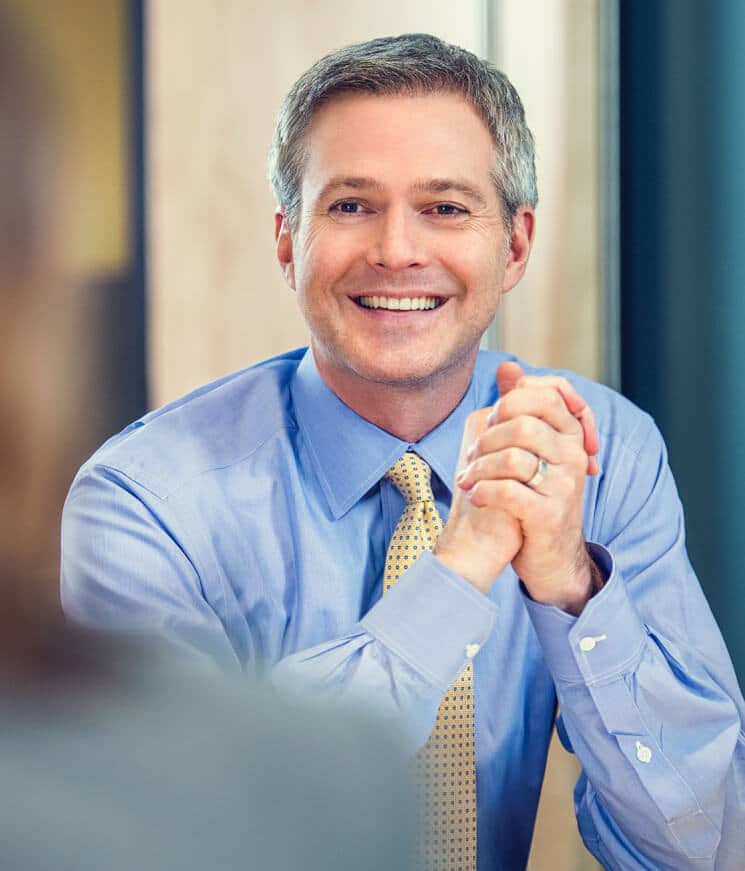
[366,206,427,272]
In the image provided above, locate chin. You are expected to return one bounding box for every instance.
[349,355,451,388]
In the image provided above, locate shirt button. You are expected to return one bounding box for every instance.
[635,741,652,764]
[465,643,480,658]
[579,636,597,652]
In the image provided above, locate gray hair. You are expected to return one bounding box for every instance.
[268,33,538,230]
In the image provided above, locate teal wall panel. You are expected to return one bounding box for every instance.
[621,0,745,686]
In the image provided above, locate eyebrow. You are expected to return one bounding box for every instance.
[411,178,489,210]
[317,176,489,210]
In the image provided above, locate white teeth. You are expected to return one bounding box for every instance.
[357,296,440,310]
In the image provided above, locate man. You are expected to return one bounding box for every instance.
[62,33,745,870]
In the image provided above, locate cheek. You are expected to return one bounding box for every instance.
[441,241,502,288]
[296,231,364,289]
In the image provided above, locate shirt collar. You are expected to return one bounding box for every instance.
[290,349,494,519]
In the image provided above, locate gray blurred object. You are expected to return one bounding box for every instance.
[0,638,415,871]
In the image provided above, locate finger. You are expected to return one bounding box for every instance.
[456,407,492,473]
[467,416,587,475]
[495,361,525,397]
[466,477,540,516]
[513,373,599,461]
[494,364,599,475]
[466,474,584,524]
[489,384,582,438]
[456,447,547,491]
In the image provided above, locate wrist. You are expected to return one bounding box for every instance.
[556,560,594,617]
[432,540,508,595]
[523,545,606,617]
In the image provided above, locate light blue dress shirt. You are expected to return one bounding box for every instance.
[61,348,745,870]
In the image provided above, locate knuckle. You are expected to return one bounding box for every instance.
[472,455,487,479]
[512,415,533,441]
[469,480,484,506]
[544,384,562,405]
[568,445,588,471]
[499,392,516,419]
[500,448,518,475]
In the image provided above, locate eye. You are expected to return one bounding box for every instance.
[329,200,369,216]
[426,203,469,217]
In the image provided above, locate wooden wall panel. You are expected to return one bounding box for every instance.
[146,0,484,406]
[495,0,602,383]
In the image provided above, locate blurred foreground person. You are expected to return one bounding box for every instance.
[0,12,414,870]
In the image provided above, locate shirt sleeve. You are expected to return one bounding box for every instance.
[272,551,497,751]
[61,464,244,672]
[523,414,745,870]
[62,465,497,752]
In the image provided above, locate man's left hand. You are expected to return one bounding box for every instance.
[456,362,599,616]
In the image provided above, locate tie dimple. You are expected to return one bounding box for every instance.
[383,451,477,870]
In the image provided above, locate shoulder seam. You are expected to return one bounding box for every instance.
[90,422,298,500]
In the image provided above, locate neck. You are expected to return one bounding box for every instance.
[313,350,477,442]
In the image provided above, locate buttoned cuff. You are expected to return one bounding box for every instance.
[361,551,498,693]
[522,543,648,686]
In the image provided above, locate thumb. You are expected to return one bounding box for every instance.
[496,360,525,397]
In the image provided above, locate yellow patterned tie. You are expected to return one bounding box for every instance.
[384,451,477,870]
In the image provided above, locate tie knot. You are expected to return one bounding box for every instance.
[385,452,435,504]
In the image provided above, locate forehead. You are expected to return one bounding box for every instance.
[300,92,496,196]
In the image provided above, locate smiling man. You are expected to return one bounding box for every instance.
[62,34,744,871]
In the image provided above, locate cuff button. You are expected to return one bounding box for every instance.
[635,741,652,764]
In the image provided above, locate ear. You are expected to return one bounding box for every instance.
[501,206,535,295]
[275,209,296,290]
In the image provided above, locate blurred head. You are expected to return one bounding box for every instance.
[268,32,538,233]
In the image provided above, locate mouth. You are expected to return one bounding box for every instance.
[352,295,447,311]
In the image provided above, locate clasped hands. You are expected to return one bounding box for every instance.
[434,361,600,616]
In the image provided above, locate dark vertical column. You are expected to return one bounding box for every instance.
[74,0,148,460]
[621,0,744,685]
[125,0,148,414]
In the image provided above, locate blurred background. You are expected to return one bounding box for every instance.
[5,1,744,868]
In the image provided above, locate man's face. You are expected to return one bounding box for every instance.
[275,92,533,395]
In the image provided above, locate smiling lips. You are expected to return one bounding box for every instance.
[355,295,445,310]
